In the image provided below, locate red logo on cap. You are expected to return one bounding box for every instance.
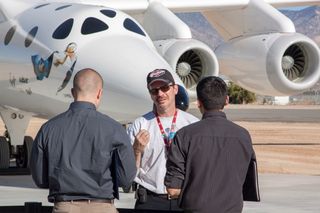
[150,69,165,78]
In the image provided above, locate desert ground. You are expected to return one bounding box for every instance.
[1,104,319,175]
[237,121,320,175]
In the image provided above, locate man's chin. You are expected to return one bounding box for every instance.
[156,103,167,110]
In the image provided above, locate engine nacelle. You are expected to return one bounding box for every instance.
[154,39,219,98]
[215,33,320,96]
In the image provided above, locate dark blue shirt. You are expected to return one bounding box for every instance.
[31,101,136,202]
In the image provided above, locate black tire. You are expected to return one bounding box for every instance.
[16,145,26,168]
[24,136,33,168]
[16,136,33,168]
[0,136,10,169]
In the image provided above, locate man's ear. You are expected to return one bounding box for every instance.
[71,88,75,98]
[225,96,229,106]
[197,99,202,109]
[197,99,205,114]
[173,84,178,95]
[97,88,103,100]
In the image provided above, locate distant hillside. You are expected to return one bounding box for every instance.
[282,6,320,40]
[176,13,222,50]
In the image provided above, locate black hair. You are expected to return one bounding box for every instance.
[196,76,227,110]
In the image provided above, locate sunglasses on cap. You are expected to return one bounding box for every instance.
[149,84,173,95]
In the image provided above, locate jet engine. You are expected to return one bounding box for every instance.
[215,33,320,96]
[154,39,219,97]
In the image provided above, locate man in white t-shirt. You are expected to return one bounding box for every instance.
[127,69,199,211]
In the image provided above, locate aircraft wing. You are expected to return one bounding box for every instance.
[39,0,320,40]
[55,0,320,12]
[4,0,312,16]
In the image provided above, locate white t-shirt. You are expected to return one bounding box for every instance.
[127,109,199,194]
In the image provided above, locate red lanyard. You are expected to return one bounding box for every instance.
[155,110,178,150]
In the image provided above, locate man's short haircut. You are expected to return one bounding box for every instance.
[196,76,227,110]
[73,68,103,94]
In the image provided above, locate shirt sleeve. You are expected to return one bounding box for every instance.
[126,123,135,145]
[126,120,140,145]
[113,127,137,188]
[165,131,186,189]
[247,130,256,161]
[30,127,49,188]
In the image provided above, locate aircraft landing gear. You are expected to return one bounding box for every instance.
[0,109,33,172]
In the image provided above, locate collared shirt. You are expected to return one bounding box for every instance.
[31,101,136,202]
[165,111,255,212]
[127,109,199,194]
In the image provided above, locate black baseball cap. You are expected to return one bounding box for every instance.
[147,69,175,89]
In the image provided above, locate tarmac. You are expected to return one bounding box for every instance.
[0,105,320,212]
[0,174,319,212]
[189,104,320,122]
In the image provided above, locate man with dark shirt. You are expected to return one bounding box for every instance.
[30,68,136,213]
[165,76,256,213]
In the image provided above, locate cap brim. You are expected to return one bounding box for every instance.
[148,79,172,88]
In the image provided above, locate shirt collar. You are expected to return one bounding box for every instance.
[69,101,96,110]
[202,110,226,120]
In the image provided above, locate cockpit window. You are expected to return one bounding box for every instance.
[100,10,116,18]
[4,26,16,45]
[34,3,50,9]
[25,26,38,47]
[123,18,145,36]
[56,5,72,11]
[52,18,74,39]
[81,17,108,35]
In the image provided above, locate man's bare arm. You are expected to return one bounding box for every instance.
[132,129,149,168]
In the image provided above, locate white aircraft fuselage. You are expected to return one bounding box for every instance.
[0,2,180,122]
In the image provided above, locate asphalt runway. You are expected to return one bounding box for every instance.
[188,105,320,122]
[0,174,319,212]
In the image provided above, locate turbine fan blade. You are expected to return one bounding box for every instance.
[176,50,202,88]
[282,44,305,81]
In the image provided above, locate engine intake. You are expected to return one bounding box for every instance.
[215,33,320,96]
[282,44,305,81]
[154,39,219,97]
